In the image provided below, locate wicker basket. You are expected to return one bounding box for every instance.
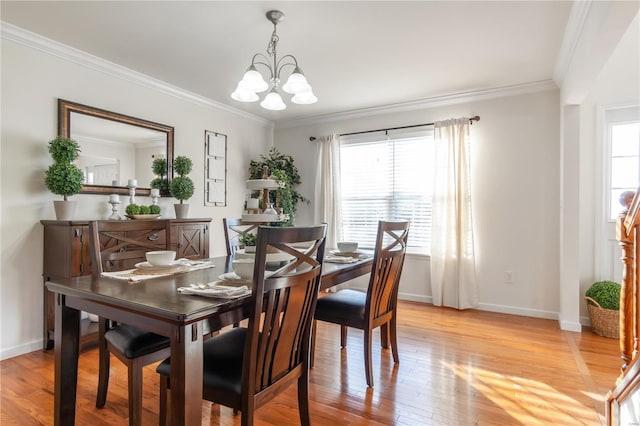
[585,296,619,338]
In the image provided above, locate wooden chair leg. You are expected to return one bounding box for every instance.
[128,360,143,426]
[158,375,168,426]
[96,317,110,408]
[310,320,317,368]
[364,328,374,388]
[340,325,348,348]
[380,323,389,349]
[298,368,311,426]
[390,316,400,364]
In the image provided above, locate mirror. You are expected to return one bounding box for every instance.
[58,99,174,195]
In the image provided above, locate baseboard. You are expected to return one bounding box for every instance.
[559,320,583,332]
[476,302,558,320]
[0,338,43,361]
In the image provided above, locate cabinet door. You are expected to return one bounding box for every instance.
[172,223,208,259]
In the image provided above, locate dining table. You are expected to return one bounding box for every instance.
[46,252,373,426]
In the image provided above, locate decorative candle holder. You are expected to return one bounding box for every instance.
[150,188,160,206]
[108,197,121,220]
[128,181,137,205]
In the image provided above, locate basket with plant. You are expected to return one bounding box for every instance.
[585,280,621,338]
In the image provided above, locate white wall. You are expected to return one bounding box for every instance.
[275,90,561,318]
[0,37,273,359]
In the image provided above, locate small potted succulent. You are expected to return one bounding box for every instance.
[239,232,257,253]
[585,280,621,338]
[169,155,194,218]
[44,136,84,220]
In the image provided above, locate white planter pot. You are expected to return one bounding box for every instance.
[53,200,76,221]
[174,203,189,219]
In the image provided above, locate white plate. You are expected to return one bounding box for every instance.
[330,249,364,257]
[135,261,185,272]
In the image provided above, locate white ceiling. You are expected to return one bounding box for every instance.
[1,1,573,124]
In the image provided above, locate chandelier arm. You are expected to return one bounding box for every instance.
[275,54,299,77]
[250,54,275,80]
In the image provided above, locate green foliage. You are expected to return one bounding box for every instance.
[152,158,167,176]
[169,156,194,203]
[150,177,168,190]
[150,158,168,190]
[173,156,193,176]
[125,204,140,215]
[45,162,84,200]
[586,281,621,310]
[138,205,150,215]
[48,136,81,163]
[149,204,161,215]
[239,232,256,246]
[248,147,307,224]
[170,176,194,203]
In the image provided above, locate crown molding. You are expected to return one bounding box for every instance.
[276,80,558,129]
[552,1,593,87]
[0,22,273,128]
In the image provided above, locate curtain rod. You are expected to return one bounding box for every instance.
[308,115,480,141]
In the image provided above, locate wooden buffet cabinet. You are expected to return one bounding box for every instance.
[41,218,211,350]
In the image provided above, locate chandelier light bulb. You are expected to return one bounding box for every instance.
[282,68,311,94]
[231,83,259,102]
[291,89,318,105]
[240,66,269,93]
[261,88,287,110]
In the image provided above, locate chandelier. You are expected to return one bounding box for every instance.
[231,10,317,111]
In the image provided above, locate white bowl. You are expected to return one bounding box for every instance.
[145,250,176,266]
[232,258,255,280]
[337,242,358,253]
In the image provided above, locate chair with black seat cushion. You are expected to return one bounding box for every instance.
[312,220,409,388]
[157,224,327,426]
[88,220,173,426]
[223,218,259,255]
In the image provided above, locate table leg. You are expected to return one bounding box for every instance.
[53,293,80,425]
[169,321,203,426]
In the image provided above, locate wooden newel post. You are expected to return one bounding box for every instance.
[616,190,636,374]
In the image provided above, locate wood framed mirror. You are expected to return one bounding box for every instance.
[58,99,174,196]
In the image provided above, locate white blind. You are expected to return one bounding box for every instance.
[340,130,434,254]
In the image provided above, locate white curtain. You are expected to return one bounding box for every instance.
[314,134,342,248]
[430,118,478,309]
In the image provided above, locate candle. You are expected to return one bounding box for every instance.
[128,179,137,187]
[150,188,160,197]
[109,194,120,203]
[247,198,259,209]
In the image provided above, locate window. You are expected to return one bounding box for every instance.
[339,130,434,254]
[606,107,640,220]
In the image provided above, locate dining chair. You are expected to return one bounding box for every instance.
[223,218,259,255]
[88,220,173,426]
[157,224,327,425]
[312,220,409,387]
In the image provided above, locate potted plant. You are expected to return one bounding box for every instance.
[44,136,84,220]
[169,155,194,218]
[239,232,257,253]
[585,280,621,338]
[150,157,168,191]
[248,147,307,225]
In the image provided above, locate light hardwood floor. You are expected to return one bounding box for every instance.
[0,301,620,425]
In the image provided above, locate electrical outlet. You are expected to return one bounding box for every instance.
[504,270,514,284]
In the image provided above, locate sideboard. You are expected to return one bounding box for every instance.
[40,218,211,350]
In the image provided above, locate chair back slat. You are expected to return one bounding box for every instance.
[223,218,259,255]
[244,225,327,394]
[367,221,410,323]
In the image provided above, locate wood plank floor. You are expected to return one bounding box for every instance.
[0,301,621,425]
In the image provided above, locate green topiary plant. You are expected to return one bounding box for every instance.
[248,147,307,225]
[585,280,621,310]
[169,156,194,204]
[150,157,168,190]
[44,136,84,200]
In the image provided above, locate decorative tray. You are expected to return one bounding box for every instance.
[125,214,160,220]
